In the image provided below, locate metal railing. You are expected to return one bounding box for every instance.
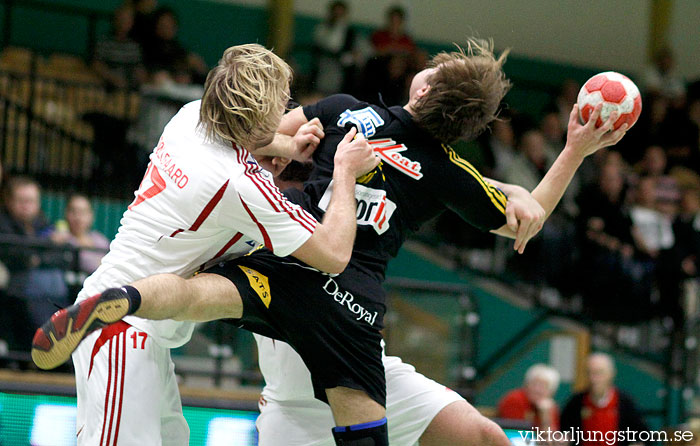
[0,63,141,197]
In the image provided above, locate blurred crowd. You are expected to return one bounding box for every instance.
[497,353,661,446]
[0,172,108,360]
[93,0,207,91]
[306,1,426,106]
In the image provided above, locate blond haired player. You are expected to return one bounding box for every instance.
[32,43,379,445]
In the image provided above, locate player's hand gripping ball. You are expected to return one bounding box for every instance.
[577,71,642,130]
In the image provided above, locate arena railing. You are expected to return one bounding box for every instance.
[0,60,141,198]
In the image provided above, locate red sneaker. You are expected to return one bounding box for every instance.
[31,288,131,370]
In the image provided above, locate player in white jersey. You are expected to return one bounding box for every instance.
[32,44,379,445]
[254,336,467,446]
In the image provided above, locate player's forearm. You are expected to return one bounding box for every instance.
[531,145,584,218]
[310,169,357,273]
[250,133,295,158]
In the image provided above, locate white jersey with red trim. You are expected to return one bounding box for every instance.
[78,100,317,348]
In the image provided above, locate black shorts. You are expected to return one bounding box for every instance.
[206,249,387,407]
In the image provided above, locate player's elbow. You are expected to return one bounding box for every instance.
[323,251,351,275]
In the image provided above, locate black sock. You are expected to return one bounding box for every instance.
[331,418,388,446]
[121,285,142,314]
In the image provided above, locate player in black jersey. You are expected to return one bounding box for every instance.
[33,41,627,446]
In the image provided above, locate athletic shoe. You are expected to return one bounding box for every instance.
[31,288,131,370]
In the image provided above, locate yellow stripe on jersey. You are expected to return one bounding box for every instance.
[442,144,507,214]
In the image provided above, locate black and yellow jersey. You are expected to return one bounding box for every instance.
[285,94,507,281]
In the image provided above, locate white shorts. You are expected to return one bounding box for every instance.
[72,321,189,446]
[256,355,464,446]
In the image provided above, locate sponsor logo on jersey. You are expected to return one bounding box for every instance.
[238,266,271,308]
[337,107,385,137]
[318,182,396,235]
[369,138,423,180]
[322,277,378,326]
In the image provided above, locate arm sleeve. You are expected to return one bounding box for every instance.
[302,94,359,130]
[438,144,507,232]
[221,169,318,258]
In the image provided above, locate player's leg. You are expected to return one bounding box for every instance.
[131,272,242,322]
[73,321,188,446]
[32,273,242,369]
[326,387,388,446]
[325,387,386,426]
[420,400,511,446]
[160,355,190,446]
[206,253,390,446]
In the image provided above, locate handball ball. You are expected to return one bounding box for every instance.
[577,71,642,130]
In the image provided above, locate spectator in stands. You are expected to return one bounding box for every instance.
[129,0,159,47]
[0,177,69,330]
[657,187,700,325]
[142,7,208,85]
[629,176,675,259]
[552,79,581,132]
[50,194,109,275]
[636,145,681,220]
[643,46,686,108]
[478,110,517,180]
[361,5,424,105]
[575,159,654,321]
[504,128,556,193]
[688,88,700,155]
[506,126,578,216]
[674,188,700,281]
[370,5,416,55]
[561,353,648,446]
[93,5,146,90]
[311,1,363,95]
[498,363,561,431]
[541,109,566,149]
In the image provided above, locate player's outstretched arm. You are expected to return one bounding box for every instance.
[290,127,380,274]
[487,103,627,253]
[532,103,627,218]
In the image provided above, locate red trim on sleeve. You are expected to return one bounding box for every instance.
[237,148,316,233]
[238,194,273,250]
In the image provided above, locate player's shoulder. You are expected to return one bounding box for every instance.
[303,94,364,118]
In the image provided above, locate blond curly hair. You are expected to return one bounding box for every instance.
[199,44,292,148]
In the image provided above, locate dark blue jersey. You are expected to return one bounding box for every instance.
[286,94,507,281]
